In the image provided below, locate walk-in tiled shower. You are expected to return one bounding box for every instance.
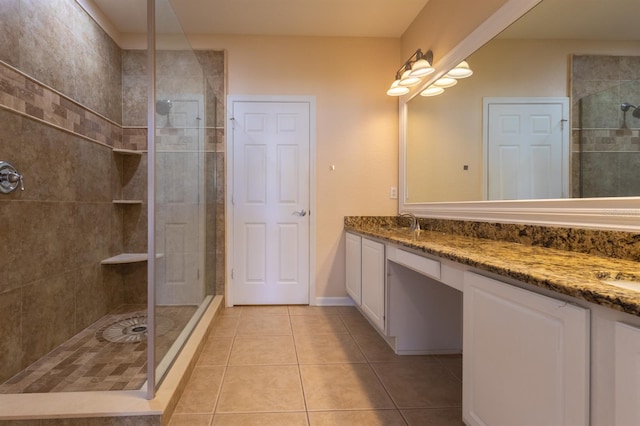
[0,0,225,406]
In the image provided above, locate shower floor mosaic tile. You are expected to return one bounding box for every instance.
[0,304,197,394]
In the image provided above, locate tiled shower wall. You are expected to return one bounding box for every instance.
[571,55,640,197]
[0,0,226,384]
[0,0,126,384]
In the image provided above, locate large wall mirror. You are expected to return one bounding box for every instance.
[400,0,640,231]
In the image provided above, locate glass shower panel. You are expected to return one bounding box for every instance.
[576,80,640,197]
[151,0,213,392]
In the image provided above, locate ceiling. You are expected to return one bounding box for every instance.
[92,0,430,38]
[91,0,640,42]
[500,0,640,40]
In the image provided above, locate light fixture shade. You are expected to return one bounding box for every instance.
[387,80,410,96]
[398,69,421,87]
[446,60,473,79]
[433,77,458,88]
[409,58,434,77]
[420,86,445,97]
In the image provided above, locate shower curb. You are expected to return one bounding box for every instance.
[0,296,223,426]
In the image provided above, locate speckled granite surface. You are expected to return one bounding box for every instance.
[345,216,640,317]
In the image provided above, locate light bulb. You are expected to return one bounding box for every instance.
[420,86,445,97]
[409,58,434,77]
[446,60,473,79]
[398,69,421,87]
[433,77,458,88]
[387,80,410,96]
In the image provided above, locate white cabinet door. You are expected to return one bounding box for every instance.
[615,321,640,426]
[464,272,590,426]
[345,232,362,305]
[361,237,385,331]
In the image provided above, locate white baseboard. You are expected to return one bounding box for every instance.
[314,297,355,306]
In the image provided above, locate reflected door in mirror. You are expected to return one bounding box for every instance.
[486,99,568,200]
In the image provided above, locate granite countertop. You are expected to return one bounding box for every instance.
[345,221,640,317]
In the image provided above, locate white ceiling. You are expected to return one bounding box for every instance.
[91,0,640,42]
[92,0,430,38]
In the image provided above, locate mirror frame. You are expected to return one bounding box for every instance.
[398,0,640,232]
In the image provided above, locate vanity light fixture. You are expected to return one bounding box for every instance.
[445,60,473,78]
[386,80,410,96]
[386,49,434,96]
[433,76,458,88]
[398,69,422,87]
[420,86,445,97]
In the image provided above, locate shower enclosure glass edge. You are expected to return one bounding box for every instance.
[146,0,157,400]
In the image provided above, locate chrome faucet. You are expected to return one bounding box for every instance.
[398,212,421,233]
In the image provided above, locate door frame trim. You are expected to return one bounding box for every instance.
[483,97,570,200]
[225,95,317,307]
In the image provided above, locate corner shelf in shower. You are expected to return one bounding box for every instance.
[100,253,163,265]
[112,199,143,205]
[112,148,144,156]
[101,253,148,264]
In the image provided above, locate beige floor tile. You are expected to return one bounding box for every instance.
[212,412,309,425]
[351,332,405,363]
[198,336,234,366]
[211,317,239,337]
[174,366,225,414]
[236,314,292,336]
[339,312,380,335]
[308,410,407,426]
[401,408,465,426]
[337,306,360,315]
[229,335,297,365]
[295,333,366,364]
[435,355,463,381]
[290,315,348,335]
[168,413,213,426]
[288,306,340,316]
[240,306,290,316]
[371,359,462,409]
[300,363,395,411]
[220,307,243,317]
[217,365,305,413]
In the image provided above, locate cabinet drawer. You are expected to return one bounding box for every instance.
[390,248,441,280]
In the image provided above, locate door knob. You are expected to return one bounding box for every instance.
[292,209,307,217]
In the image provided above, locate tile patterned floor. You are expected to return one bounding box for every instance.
[169,305,464,426]
[0,304,197,393]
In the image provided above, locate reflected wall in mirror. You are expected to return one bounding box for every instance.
[405,0,640,203]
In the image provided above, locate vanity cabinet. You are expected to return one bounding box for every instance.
[345,232,386,332]
[614,321,640,425]
[463,272,590,426]
[360,237,386,331]
[345,232,362,305]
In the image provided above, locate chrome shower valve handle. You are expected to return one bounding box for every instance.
[0,161,25,193]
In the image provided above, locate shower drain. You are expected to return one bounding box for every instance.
[96,315,174,343]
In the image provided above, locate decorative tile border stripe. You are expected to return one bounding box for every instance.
[123,127,147,151]
[0,61,122,149]
[345,216,640,263]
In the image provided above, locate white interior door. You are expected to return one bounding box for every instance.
[231,100,310,305]
[485,98,569,200]
[155,98,205,305]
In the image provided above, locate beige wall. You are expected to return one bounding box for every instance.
[401,0,508,63]
[406,39,640,202]
[188,35,401,300]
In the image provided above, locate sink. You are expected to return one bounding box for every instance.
[600,280,640,292]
